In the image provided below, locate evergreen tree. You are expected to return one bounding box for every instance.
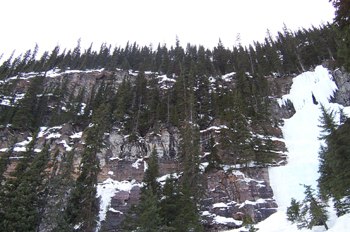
[317,105,350,216]
[11,75,45,132]
[142,147,161,196]
[66,104,110,231]
[41,149,76,232]
[0,138,17,184]
[330,0,350,70]
[206,134,222,171]
[134,187,162,231]
[160,173,180,230]
[0,136,51,232]
[287,185,329,230]
[174,120,205,231]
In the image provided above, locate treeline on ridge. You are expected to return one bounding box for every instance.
[0,23,340,80]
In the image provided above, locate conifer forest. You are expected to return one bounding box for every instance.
[0,1,350,231]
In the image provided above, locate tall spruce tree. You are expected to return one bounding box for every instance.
[287,185,329,230]
[0,136,51,232]
[174,119,205,231]
[66,104,111,231]
[41,149,76,232]
[130,147,162,231]
[317,105,350,216]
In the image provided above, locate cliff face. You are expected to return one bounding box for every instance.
[333,68,350,106]
[3,67,345,231]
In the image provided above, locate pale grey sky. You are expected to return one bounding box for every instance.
[0,0,335,60]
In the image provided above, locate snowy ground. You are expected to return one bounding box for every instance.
[227,66,350,232]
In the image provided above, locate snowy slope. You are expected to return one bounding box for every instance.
[227,66,350,232]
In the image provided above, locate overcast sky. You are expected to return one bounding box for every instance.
[0,0,335,61]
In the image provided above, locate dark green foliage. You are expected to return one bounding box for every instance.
[66,103,112,231]
[121,147,162,231]
[134,187,162,231]
[160,173,180,230]
[41,149,76,232]
[330,0,350,70]
[0,136,51,232]
[175,121,205,231]
[11,75,45,132]
[287,185,329,230]
[206,135,222,171]
[242,215,259,232]
[0,138,17,184]
[317,105,350,216]
[142,147,161,196]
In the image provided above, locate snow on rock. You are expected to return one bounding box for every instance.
[157,74,176,84]
[70,131,83,139]
[97,178,142,226]
[38,126,63,138]
[236,199,270,209]
[46,133,62,139]
[13,147,26,152]
[45,68,104,78]
[221,72,236,82]
[143,161,148,172]
[213,215,243,226]
[157,173,181,185]
[59,140,72,151]
[108,208,123,214]
[213,202,230,209]
[12,137,32,152]
[199,162,209,172]
[200,125,229,133]
[132,158,143,169]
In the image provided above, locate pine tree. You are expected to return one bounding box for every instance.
[287,185,329,230]
[317,105,350,216]
[206,134,222,171]
[174,120,205,231]
[0,136,51,232]
[160,173,180,230]
[330,0,350,70]
[121,147,162,231]
[134,186,162,232]
[0,137,17,184]
[41,149,76,232]
[142,147,161,196]
[66,104,110,231]
[11,75,45,132]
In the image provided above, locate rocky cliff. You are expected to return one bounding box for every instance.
[1,66,348,231]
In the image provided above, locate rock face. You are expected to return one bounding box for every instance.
[202,168,277,231]
[0,68,293,231]
[332,68,350,106]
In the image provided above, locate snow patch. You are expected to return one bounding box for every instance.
[70,131,83,139]
[213,215,242,226]
[132,158,143,169]
[213,202,230,209]
[59,140,72,151]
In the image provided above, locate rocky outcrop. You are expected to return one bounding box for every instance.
[332,68,350,106]
[202,168,277,231]
[0,68,293,231]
